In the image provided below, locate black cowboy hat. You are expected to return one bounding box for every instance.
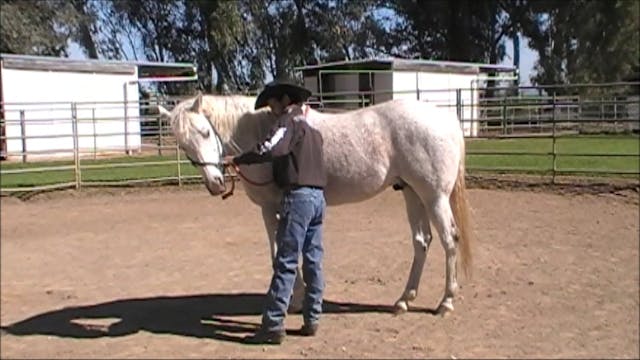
[254,79,312,110]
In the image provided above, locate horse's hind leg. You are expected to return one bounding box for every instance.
[429,194,460,315]
[394,186,433,314]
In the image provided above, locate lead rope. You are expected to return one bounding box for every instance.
[221,163,275,200]
[221,104,309,200]
[221,164,236,200]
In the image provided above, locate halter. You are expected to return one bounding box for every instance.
[184,120,274,199]
[183,124,239,199]
[184,154,223,169]
[186,104,309,200]
[184,124,225,170]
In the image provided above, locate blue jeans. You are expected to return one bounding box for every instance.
[262,187,326,331]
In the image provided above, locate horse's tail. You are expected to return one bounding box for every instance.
[450,138,473,278]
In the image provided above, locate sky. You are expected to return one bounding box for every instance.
[500,34,537,85]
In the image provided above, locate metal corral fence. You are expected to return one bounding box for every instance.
[1,82,638,194]
[464,82,639,180]
[0,97,198,193]
[310,82,639,180]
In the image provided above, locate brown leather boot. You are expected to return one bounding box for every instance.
[243,328,286,345]
[300,323,318,336]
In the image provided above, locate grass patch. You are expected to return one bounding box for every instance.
[2,135,638,189]
[0,155,200,188]
[466,135,639,175]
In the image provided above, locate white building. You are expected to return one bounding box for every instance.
[0,54,197,160]
[295,58,517,137]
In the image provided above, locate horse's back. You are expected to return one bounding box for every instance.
[306,99,464,205]
[320,99,460,128]
[327,99,464,146]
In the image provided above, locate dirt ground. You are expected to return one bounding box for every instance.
[0,183,638,359]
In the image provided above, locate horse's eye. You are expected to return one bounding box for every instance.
[202,129,211,138]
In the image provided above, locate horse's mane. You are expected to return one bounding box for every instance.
[202,95,254,140]
[169,96,200,142]
[170,94,271,144]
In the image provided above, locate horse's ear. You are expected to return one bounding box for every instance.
[157,105,171,119]
[191,92,203,113]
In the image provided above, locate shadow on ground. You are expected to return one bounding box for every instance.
[0,293,437,344]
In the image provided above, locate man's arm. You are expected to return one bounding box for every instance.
[232,119,296,165]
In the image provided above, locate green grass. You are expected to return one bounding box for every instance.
[466,135,640,175]
[1,135,638,189]
[0,155,200,189]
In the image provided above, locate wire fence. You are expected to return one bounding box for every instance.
[1,82,638,194]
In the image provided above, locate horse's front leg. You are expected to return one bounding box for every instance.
[261,206,305,313]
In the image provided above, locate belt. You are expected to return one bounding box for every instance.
[283,184,323,192]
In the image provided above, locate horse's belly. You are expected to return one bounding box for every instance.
[323,173,391,206]
[321,151,394,205]
[324,187,385,206]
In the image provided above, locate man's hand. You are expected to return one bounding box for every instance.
[222,155,235,166]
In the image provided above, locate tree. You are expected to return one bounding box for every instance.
[379,0,512,64]
[521,0,639,87]
[304,0,383,61]
[208,0,265,91]
[70,0,99,59]
[104,0,207,93]
[0,0,80,56]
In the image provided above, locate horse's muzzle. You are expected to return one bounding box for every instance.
[204,177,226,196]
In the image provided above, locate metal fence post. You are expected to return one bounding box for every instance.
[551,92,557,184]
[319,71,324,105]
[71,103,81,189]
[502,97,507,135]
[368,71,373,104]
[456,88,463,132]
[92,108,97,160]
[613,96,618,132]
[176,142,182,187]
[158,113,164,156]
[123,83,130,155]
[19,110,26,163]
[469,80,475,133]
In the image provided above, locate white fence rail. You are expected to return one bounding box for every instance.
[1,83,638,194]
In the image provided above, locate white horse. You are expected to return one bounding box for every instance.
[158,94,473,315]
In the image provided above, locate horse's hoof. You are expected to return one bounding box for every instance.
[404,290,417,301]
[436,303,454,317]
[393,300,409,315]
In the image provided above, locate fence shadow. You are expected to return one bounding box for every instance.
[0,293,437,344]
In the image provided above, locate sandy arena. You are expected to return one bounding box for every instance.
[1,183,638,358]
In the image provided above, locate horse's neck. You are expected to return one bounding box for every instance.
[214,101,317,156]
[197,95,266,155]
[222,110,276,156]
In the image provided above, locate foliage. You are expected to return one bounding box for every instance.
[519,0,639,87]
[0,0,638,92]
[379,0,514,64]
[0,0,80,56]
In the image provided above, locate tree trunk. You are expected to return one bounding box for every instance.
[72,0,98,59]
[447,0,472,61]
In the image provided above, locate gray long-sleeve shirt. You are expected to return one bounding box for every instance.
[233,106,327,189]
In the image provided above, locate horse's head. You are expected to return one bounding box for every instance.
[159,94,226,196]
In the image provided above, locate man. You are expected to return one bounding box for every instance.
[224,80,327,345]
